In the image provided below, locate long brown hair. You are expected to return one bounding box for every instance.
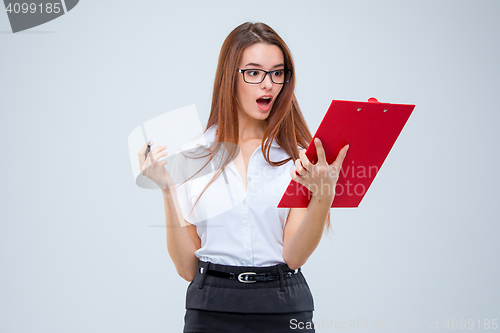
[187,22,331,228]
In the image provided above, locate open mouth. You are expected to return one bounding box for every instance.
[256,96,272,110]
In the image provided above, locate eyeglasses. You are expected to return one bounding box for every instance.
[237,68,292,84]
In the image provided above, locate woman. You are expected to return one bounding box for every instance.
[138,22,348,333]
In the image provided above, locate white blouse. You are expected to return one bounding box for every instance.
[172,126,297,267]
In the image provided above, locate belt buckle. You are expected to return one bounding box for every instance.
[238,272,256,283]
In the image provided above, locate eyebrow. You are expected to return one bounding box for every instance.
[243,62,285,69]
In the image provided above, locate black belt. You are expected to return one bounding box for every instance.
[201,266,300,283]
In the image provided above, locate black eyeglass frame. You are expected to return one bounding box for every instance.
[237,68,293,84]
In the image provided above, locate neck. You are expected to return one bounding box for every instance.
[237,112,267,144]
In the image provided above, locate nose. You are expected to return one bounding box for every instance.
[260,72,274,90]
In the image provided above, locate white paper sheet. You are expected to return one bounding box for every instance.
[127,104,204,189]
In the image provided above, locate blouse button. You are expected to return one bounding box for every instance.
[248,177,252,182]
[246,251,252,258]
[242,199,246,205]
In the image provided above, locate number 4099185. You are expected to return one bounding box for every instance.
[6,3,62,14]
[444,319,498,330]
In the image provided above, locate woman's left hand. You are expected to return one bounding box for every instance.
[291,138,349,202]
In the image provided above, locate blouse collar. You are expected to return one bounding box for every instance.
[204,125,281,149]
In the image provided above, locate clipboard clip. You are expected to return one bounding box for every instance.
[368,97,387,112]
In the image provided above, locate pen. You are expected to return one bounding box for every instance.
[145,140,151,161]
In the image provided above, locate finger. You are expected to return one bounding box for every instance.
[331,144,349,170]
[290,168,304,184]
[138,143,149,171]
[145,154,153,169]
[299,149,312,171]
[137,142,148,156]
[151,151,168,163]
[314,138,327,165]
[142,151,156,174]
[151,145,167,156]
[294,159,305,177]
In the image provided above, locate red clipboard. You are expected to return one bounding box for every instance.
[278,98,415,208]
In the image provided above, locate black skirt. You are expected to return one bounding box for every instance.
[184,260,315,333]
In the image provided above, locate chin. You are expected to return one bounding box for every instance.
[254,111,271,121]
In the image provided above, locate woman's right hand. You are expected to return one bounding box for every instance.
[137,141,173,190]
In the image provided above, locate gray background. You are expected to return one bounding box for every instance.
[1,0,499,332]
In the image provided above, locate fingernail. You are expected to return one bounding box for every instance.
[314,138,320,143]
